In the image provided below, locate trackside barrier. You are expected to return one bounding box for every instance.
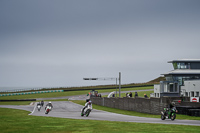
[0,90,64,97]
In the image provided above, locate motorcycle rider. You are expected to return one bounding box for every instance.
[37,102,41,106]
[82,100,92,114]
[41,101,44,106]
[37,102,41,111]
[165,102,176,116]
[45,101,53,110]
[168,102,177,113]
[169,102,175,108]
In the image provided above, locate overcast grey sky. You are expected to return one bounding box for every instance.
[0,0,200,88]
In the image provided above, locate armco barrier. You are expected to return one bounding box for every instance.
[0,90,64,97]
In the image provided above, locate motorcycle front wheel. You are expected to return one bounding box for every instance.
[171,114,176,121]
[45,109,49,114]
[86,110,90,117]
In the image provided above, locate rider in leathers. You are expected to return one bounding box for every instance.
[45,101,53,110]
[164,102,176,116]
[82,100,92,114]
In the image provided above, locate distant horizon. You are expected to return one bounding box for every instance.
[0,76,159,92]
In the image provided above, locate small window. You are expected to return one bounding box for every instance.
[196,92,199,97]
[187,63,191,69]
[170,84,173,92]
[191,92,194,97]
[174,83,178,92]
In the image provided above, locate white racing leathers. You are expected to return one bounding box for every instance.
[37,104,41,111]
[45,105,52,114]
[81,102,92,116]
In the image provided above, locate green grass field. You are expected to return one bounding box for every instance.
[1,108,200,133]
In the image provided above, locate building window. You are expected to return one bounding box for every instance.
[191,91,194,97]
[163,84,168,92]
[187,63,191,69]
[173,76,197,86]
[176,62,191,69]
[166,76,173,81]
[176,77,183,85]
[196,92,199,97]
[175,83,178,92]
[170,84,173,92]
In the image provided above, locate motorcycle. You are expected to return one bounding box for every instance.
[161,107,178,121]
[45,106,52,114]
[37,104,41,111]
[81,104,92,117]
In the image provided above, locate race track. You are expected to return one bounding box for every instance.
[0,89,200,126]
[1,101,200,126]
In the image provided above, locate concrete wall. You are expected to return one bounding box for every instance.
[91,96,192,115]
[91,97,168,115]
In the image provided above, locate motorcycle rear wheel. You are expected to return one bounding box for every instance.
[161,114,165,120]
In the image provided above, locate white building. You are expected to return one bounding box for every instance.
[181,80,200,97]
[153,59,200,97]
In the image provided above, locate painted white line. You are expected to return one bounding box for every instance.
[29,103,36,115]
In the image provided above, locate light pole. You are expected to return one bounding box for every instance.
[83,72,121,97]
[119,72,121,98]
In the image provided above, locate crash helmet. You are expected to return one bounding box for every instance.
[171,102,175,106]
[88,100,92,105]
[49,101,51,104]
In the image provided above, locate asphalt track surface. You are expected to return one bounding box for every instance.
[1,89,200,126]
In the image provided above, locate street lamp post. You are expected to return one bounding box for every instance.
[119,72,121,98]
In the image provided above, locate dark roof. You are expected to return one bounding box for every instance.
[168,59,200,63]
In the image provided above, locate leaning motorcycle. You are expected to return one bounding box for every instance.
[161,107,177,121]
[81,105,92,117]
[45,106,52,114]
[37,104,41,111]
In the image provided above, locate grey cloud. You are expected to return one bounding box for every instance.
[0,0,200,88]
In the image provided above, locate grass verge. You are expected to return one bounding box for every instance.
[0,108,200,133]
